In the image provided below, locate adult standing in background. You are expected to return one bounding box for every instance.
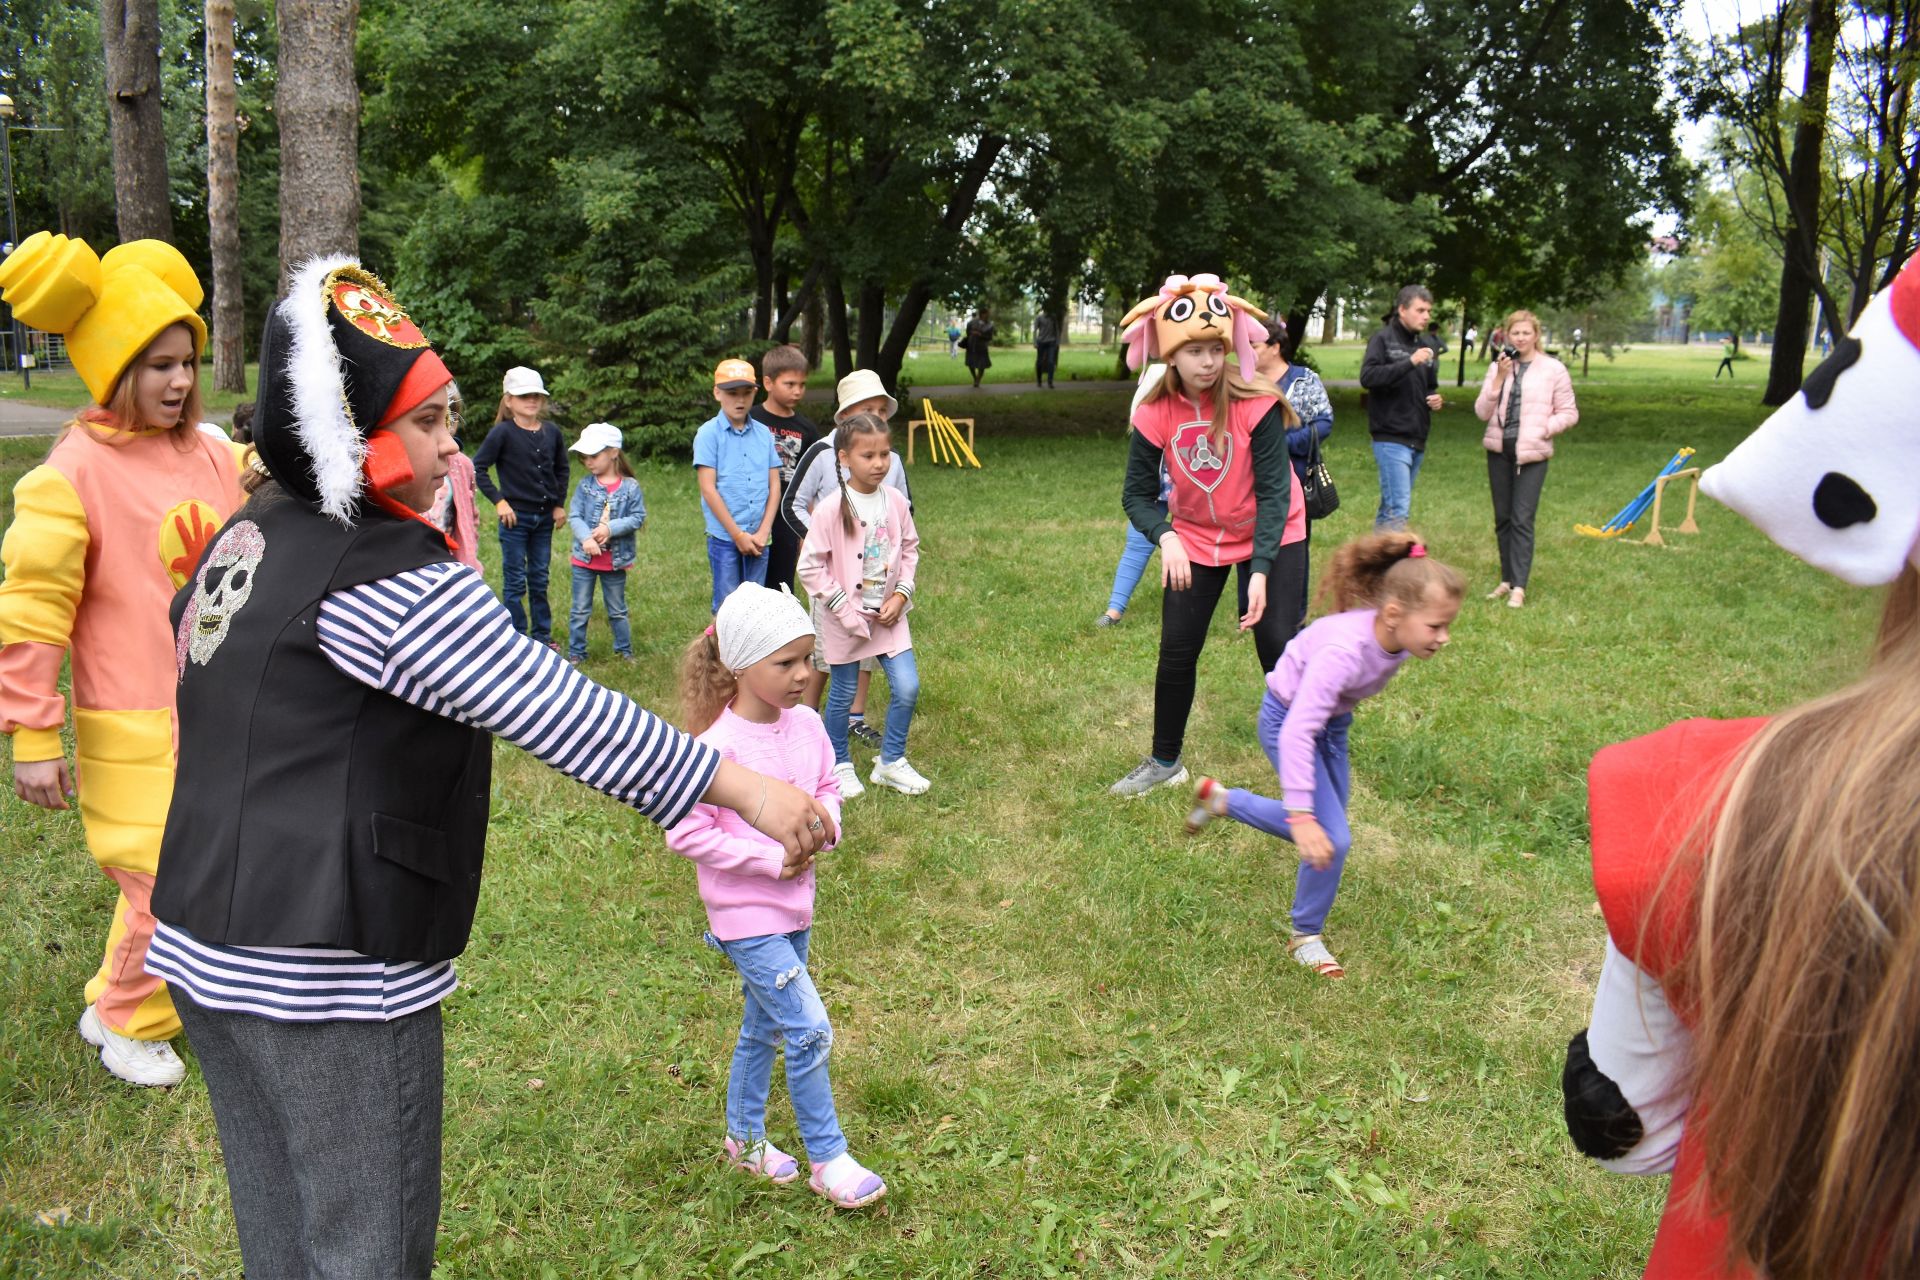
[1473,310,1576,610]
[1255,318,1335,625]
[1360,286,1444,529]
[1033,309,1060,389]
[473,366,568,647]
[964,308,995,388]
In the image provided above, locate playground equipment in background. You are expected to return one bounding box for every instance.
[907,399,979,467]
[1575,447,1702,545]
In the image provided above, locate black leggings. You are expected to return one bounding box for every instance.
[1153,541,1308,762]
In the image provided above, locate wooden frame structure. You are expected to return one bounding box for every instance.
[906,399,979,467]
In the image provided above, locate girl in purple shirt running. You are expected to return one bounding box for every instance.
[1185,531,1463,978]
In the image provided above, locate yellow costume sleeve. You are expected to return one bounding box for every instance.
[0,465,89,758]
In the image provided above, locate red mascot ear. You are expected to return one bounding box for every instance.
[362,430,416,492]
[1893,252,1920,353]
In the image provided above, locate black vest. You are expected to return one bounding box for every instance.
[153,491,492,961]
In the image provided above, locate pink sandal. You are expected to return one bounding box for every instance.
[724,1136,801,1185]
[809,1157,887,1210]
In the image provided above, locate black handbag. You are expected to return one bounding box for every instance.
[1301,425,1340,520]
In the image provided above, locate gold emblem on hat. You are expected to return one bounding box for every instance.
[324,265,428,349]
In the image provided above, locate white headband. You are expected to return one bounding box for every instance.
[714,583,815,672]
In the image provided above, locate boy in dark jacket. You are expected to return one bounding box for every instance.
[1360,285,1445,528]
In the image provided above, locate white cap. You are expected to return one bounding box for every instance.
[714,583,815,673]
[833,369,898,423]
[502,366,547,396]
[570,422,624,455]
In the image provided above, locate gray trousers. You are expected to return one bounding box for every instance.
[1488,447,1550,589]
[175,991,444,1279]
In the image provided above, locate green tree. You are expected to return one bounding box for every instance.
[1686,182,1780,350]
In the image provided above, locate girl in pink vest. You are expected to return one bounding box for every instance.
[1108,274,1308,797]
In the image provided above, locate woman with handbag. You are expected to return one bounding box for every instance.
[1472,309,1576,609]
[1257,319,1337,625]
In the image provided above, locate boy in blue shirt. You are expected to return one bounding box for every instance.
[694,358,781,612]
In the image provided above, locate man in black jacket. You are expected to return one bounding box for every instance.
[1360,285,1446,528]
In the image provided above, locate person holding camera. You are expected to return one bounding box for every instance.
[1473,309,1576,609]
[1360,285,1445,529]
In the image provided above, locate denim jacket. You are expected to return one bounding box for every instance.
[567,474,646,570]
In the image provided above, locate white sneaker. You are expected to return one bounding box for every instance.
[869,756,931,795]
[831,761,866,799]
[78,1004,186,1087]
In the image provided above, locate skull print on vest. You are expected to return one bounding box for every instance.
[177,520,265,674]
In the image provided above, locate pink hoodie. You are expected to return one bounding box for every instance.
[664,704,842,941]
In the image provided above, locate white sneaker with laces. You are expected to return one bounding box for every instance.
[78,1004,186,1087]
[869,756,931,795]
[831,761,866,799]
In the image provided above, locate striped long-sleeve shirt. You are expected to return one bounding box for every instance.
[147,561,719,1022]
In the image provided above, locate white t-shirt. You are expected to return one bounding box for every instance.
[846,484,893,610]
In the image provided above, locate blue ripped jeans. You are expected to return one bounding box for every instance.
[707,928,846,1162]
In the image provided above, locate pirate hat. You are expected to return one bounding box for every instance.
[252,256,450,522]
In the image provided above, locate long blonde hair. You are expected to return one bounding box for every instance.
[1676,565,1920,1278]
[1140,359,1296,450]
[678,628,738,735]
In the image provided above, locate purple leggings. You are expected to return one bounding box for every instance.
[1224,691,1354,935]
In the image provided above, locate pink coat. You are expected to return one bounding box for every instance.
[1475,352,1578,464]
[797,485,919,665]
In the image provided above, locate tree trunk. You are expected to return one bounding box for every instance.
[1455,302,1471,387]
[825,271,852,384]
[1581,310,1593,378]
[801,283,823,371]
[205,0,245,393]
[855,282,883,372]
[1763,0,1838,406]
[748,241,774,341]
[100,0,172,241]
[276,0,361,287]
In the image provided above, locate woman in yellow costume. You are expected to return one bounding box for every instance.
[0,232,244,1086]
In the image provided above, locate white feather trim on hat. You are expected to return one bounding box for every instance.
[280,253,366,524]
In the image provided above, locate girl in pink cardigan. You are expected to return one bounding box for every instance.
[665,583,886,1211]
[797,413,927,798]
[1474,309,1577,609]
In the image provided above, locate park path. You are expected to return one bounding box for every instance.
[0,400,70,438]
[818,376,1363,403]
[1,374,1378,439]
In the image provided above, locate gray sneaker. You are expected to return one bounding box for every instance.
[1108,756,1189,798]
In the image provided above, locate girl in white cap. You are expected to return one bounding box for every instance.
[668,583,887,1210]
[564,422,645,663]
[473,366,568,645]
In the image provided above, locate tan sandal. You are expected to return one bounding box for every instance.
[1485,582,1511,600]
[1288,933,1345,979]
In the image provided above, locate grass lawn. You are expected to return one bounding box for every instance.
[0,359,1875,1277]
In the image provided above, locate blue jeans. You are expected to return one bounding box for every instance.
[825,648,919,764]
[707,535,770,613]
[708,929,846,1163]
[1223,691,1355,935]
[1371,441,1426,529]
[497,511,555,638]
[568,565,630,660]
[1106,505,1166,615]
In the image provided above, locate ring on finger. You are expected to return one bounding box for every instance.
[807,817,824,832]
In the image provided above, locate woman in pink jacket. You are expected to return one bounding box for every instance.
[1474,309,1577,609]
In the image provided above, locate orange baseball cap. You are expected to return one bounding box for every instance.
[713,358,757,390]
